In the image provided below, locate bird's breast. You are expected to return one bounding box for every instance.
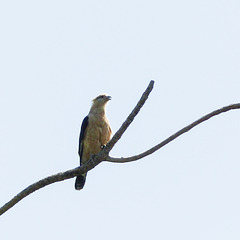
[83,115,111,156]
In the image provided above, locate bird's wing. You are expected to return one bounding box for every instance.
[78,116,89,165]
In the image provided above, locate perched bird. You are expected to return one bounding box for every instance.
[75,94,112,190]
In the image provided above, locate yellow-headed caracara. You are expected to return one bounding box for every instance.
[75,94,112,190]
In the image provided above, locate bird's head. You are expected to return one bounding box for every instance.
[91,94,112,109]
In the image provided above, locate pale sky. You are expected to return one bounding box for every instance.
[1,1,240,239]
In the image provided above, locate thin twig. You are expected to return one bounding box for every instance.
[106,103,240,163]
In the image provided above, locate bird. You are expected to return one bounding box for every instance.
[75,94,112,190]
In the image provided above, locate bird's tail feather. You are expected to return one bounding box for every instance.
[75,174,87,190]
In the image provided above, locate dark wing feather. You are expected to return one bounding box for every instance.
[78,116,89,165]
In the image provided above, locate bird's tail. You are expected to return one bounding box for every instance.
[75,174,87,190]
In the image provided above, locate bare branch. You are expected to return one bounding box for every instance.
[106,103,240,163]
[0,162,93,216]
[104,80,154,153]
[0,81,154,216]
[1,79,239,216]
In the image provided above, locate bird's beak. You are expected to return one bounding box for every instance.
[107,96,112,101]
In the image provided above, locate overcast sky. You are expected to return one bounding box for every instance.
[1,1,240,239]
